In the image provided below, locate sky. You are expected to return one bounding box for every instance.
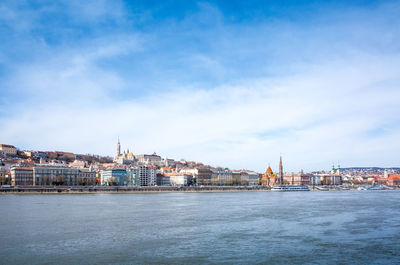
[0,0,400,172]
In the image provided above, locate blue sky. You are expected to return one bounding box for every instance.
[1,0,400,172]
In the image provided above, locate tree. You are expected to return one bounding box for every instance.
[53,175,65,186]
[107,177,118,186]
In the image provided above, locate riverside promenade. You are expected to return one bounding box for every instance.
[0,185,273,194]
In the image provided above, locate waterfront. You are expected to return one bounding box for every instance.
[1,191,400,264]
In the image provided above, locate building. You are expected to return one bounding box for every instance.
[246,171,260,186]
[78,168,96,186]
[139,165,156,186]
[113,137,135,164]
[169,174,193,186]
[69,160,87,168]
[309,175,321,186]
[388,175,400,186]
[136,153,162,166]
[261,166,276,186]
[0,160,6,184]
[157,174,171,186]
[211,169,233,185]
[11,167,34,186]
[101,168,127,186]
[372,174,400,186]
[127,167,140,186]
[33,166,80,186]
[320,174,342,185]
[0,144,17,156]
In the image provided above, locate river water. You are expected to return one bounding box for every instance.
[1,191,399,264]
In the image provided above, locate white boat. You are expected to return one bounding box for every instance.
[271,185,310,191]
[357,185,387,190]
[367,185,387,190]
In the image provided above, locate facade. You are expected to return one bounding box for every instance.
[0,160,5,180]
[0,144,17,156]
[181,167,212,185]
[139,165,156,186]
[247,171,260,186]
[283,173,301,185]
[232,171,242,185]
[309,175,321,186]
[136,153,162,166]
[320,174,342,185]
[33,166,80,186]
[211,170,233,185]
[11,165,96,186]
[127,168,139,186]
[169,174,193,186]
[101,168,127,186]
[11,167,34,186]
[372,174,400,186]
[157,174,171,186]
[78,168,96,186]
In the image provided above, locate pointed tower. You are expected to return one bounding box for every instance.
[116,137,121,157]
[279,155,283,185]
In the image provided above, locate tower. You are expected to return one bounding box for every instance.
[116,137,121,158]
[279,155,283,185]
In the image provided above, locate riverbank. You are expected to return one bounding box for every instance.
[0,186,273,194]
[1,185,391,194]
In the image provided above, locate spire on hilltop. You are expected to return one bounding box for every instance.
[279,155,283,185]
[116,137,121,157]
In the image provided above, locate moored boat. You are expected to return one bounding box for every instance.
[271,185,310,191]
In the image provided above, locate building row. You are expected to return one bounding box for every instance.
[10,165,96,186]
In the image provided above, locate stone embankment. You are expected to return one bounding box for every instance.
[0,186,272,193]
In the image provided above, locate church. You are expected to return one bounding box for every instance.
[261,156,284,186]
[114,137,135,164]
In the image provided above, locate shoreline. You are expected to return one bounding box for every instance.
[0,186,272,194]
[1,186,391,194]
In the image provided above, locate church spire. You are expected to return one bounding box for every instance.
[116,137,121,157]
[279,155,283,185]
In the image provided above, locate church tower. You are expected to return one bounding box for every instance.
[116,137,121,158]
[279,155,283,185]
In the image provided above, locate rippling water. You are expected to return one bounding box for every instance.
[1,191,400,264]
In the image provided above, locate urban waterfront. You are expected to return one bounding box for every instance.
[1,191,400,264]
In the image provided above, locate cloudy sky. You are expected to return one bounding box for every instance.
[1,0,399,172]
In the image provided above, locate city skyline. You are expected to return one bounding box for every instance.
[1,1,400,172]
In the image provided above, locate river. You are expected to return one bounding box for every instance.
[1,191,399,264]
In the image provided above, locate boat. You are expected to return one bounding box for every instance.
[271,185,310,191]
[367,185,387,190]
[357,185,387,190]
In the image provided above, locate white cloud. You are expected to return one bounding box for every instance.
[1,1,400,172]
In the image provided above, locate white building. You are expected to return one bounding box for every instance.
[169,174,193,186]
[139,165,156,186]
[136,153,162,166]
